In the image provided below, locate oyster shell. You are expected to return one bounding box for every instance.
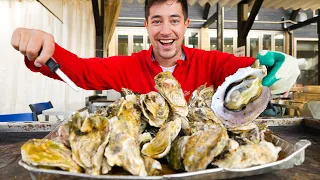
[116,98,141,139]
[228,122,261,145]
[21,139,81,173]
[104,100,147,176]
[140,91,170,127]
[141,116,182,158]
[188,107,222,134]
[142,155,163,176]
[69,114,110,175]
[139,132,153,146]
[104,125,146,176]
[167,136,189,170]
[211,67,271,128]
[183,127,229,172]
[212,141,281,169]
[188,84,214,108]
[154,72,188,117]
[95,101,120,119]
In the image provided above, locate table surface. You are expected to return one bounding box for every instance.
[1,126,320,180]
[42,103,85,116]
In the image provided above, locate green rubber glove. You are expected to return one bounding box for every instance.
[256,50,300,95]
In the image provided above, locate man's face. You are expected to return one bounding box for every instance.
[145,1,190,61]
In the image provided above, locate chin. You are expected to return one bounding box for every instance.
[159,52,177,59]
[159,49,179,59]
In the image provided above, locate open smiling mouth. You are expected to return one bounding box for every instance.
[159,39,174,46]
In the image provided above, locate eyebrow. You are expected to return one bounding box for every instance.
[150,14,182,19]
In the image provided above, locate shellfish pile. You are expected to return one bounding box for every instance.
[21,68,281,176]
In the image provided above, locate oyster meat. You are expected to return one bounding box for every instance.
[21,139,81,173]
[140,91,170,127]
[211,67,271,128]
[212,141,281,169]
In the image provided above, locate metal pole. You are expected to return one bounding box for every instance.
[317,9,320,85]
[92,0,104,94]
[217,4,224,52]
[237,1,247,50]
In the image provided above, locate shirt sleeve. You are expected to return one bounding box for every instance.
[210,50,256,89]
[24,43,126,91]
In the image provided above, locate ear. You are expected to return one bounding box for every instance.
[144,19,148,28]
[184,18,190,33]
[184,18,190,27]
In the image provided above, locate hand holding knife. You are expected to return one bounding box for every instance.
[45,58,79,92]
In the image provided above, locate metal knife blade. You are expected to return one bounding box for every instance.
[45,58,79,92]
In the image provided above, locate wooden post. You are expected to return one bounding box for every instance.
[200,27,210,50]
[284,31,290,55]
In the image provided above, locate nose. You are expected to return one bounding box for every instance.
[160,22,172,36]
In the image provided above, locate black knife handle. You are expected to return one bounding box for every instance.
[45,58,60,73]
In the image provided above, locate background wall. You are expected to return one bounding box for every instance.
[117,1,318,37]
[0,0,95,114]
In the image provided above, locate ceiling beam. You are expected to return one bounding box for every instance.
[202,12,218,28]
[241,0,263,38]
[203,3,211,20]
[290,8,300,21]
[286,15,320,31]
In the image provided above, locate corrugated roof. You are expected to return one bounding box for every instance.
[129,0,320,11]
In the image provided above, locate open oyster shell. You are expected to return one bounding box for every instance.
[154,72,188,117]
[211,67,271,128]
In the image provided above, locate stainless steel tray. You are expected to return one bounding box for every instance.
[18,118,311,180]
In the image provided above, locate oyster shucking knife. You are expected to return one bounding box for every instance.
[45,58,79,92]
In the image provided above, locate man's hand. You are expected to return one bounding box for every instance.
[11,28,55,67]
[256,50,300,95]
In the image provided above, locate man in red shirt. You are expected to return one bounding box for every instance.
[11,0,300,101]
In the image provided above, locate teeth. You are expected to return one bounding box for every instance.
[159,39,174,44]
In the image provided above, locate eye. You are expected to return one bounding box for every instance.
[152,20,161,25]
[171,19,180,24]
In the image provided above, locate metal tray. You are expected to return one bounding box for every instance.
[18,118,311,180]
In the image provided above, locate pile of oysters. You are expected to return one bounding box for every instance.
[21,67,281,176]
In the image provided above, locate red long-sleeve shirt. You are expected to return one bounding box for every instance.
[25,43,255,100]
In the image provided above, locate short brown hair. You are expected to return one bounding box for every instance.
[145,0,188,22]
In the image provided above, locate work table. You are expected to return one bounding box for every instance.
[1,125,319,180]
